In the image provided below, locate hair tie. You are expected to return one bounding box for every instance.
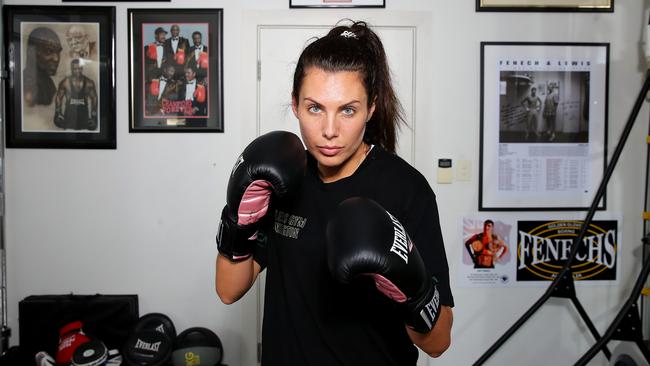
[340,30,358,39]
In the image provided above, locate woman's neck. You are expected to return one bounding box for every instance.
[318,142,371,183]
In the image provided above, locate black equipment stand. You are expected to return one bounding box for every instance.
[474,70,650,366]
[573,236,650,365]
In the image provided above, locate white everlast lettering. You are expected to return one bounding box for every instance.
[387,212,409,264]
[420,287,440,330]
[134,339,161,352]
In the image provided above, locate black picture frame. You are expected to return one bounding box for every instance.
[3,5,116,149]
[289,0,385,8]
[476,0,613,12]
[128,9,224,133]
[64,1,167,2]
[479,42,609,211]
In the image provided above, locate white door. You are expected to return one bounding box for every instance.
[242,11,433,366]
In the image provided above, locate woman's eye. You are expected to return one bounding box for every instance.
[308,105,321,113]
[342,107,355,116]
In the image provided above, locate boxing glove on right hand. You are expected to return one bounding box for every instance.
[217,131,306,262]
[327,198,441,334]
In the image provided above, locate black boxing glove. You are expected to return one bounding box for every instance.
[217,131,306,262]
[88,111,98,130]
[326,197,441,333]
[54,109,65,128]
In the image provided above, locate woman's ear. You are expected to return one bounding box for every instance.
[292,98,299,119]
[367,97,377,122]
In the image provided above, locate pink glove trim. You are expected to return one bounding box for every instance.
[238,180,272,225]
[368,274,407,303]
[232,253,253,261]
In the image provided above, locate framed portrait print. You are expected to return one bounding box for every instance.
[4,5,116,149]
[289,0,385,8]
[128,9,224,132]
[479,42,609,211]
[476,0,613,12]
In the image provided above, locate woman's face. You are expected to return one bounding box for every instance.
[293,67,375,181]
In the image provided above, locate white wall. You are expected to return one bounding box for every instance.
[4,0,648,365]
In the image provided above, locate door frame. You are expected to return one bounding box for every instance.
[242,10,434,365]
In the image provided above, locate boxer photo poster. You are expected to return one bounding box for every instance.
[458,215,620,287]
[479,42,609,211]
[128,9,224,132]
[3,6,116,149]
[476,0,613,12]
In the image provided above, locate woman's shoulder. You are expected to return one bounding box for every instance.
[369,146,432,193]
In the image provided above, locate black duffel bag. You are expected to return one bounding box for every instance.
[18,294,138,364]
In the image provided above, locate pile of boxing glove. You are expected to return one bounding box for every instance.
[35,320,122,366]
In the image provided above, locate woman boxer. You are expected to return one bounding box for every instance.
[215,20,453,365]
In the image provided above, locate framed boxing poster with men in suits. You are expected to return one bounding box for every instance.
[128,9,224,132]
[3,5,116,149]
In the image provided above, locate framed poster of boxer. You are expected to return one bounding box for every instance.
[128,9,224,132]
[3,5,116,149]
[476,0,613,12]
[479,42,609,211]
[289,0,385,8]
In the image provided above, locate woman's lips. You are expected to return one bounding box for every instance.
[317,146,342,157]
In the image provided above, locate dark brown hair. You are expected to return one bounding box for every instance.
[291,20,405,153]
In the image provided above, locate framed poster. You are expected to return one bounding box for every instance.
[476,0,613,12]
[290,0,385,8]
[4,5,116,149]
[458,214,621,287]
[479,42,609,211]
[128,9,224,132]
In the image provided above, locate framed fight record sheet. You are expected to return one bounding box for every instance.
[4,5,116,148]
[479,42,609,211]
[128,9,224,132]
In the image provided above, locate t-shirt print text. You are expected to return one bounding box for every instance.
[274,210,307,239]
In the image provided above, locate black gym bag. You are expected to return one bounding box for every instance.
[18,294,139,364]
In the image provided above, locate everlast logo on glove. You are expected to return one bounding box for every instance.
[135,338,162,352]
[388,212,410,264]
[420,286,440,330]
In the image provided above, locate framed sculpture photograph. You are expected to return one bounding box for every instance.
[479,42,609,211]
[289,0,385,8]
[128,9,224,132]
[4,5,116,149]
[476,0,614,12]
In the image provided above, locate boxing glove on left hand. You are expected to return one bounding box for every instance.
[326,197,441,333]
[217,131,306,262]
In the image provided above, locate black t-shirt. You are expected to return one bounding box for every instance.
[254,145,454,366]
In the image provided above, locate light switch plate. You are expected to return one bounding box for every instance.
[457,160,471,181]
